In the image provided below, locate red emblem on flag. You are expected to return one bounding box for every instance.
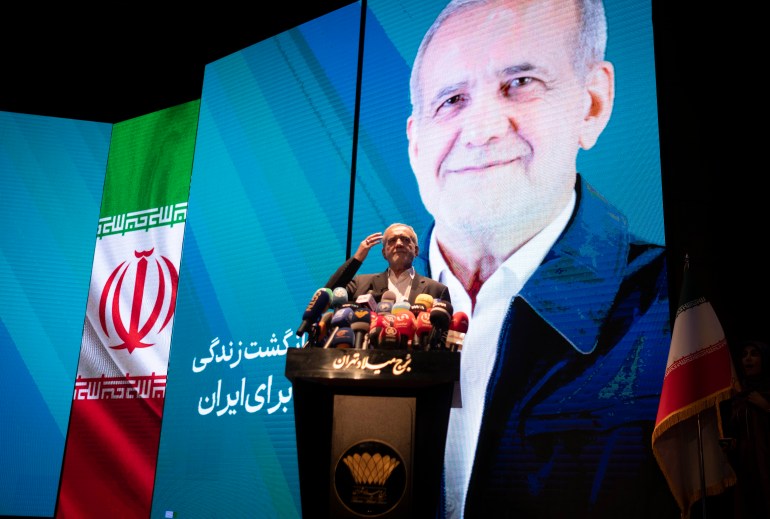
[98,248,179,353]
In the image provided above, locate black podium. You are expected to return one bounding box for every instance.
[285,347,460,518]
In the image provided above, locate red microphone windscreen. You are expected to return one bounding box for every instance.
[447,311,469,352]
[450,312,469,332]
[393,312,416,349]
[369,312,381,332]
[414,311,433,351]
[381,313,396,328]
[367,314,384,349]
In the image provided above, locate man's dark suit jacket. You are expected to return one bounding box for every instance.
[325,257,450,304]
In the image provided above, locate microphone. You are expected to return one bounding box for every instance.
[313,310,334,347]
[322,307,354,348]
[296,288,332,337]
[350,309,372,349]
[428,300,453,350]
[378,325,401,349]
[355,292,377,312]
[376,300,394,316]
[331,287,349,309]
[381,290,397,304]
[330,327,354,349]
[414,311,433,351]
[368,313,384,349]
[381,312,396,329]
[392,311,416,349]
[392,301,412,315]
[410,303,426,319]
[446,311,469,352]
[414,293,434,312]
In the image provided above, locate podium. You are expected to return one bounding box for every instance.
[285,347,460,518]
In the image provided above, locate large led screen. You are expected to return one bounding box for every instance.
[0,112,110,517]
[151,4,362,518]
[355,0,672,517]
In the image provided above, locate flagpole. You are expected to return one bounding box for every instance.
[697,411,707,519]
[686,254,708,519]
[688,252,706,519]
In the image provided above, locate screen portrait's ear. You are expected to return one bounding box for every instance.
[579,60,615,151]
[407,115,419,167]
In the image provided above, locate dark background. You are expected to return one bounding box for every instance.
[1,2,762,347]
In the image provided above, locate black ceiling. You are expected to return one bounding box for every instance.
[0,2,355,123]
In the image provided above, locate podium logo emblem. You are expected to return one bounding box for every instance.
[334,440,406,516]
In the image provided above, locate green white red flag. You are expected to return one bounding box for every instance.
[652,257,739,518]
[56,102,198,518]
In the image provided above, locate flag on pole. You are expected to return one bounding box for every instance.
[56,101,199,519]
[652,256,739,518]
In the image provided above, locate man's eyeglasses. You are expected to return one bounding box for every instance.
[386,235,414,246]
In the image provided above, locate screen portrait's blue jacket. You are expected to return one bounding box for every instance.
[415,175,676,518]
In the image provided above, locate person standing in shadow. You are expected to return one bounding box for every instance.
[722,338,770,518]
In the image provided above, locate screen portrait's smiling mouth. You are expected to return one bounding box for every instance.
[444,157,519,174]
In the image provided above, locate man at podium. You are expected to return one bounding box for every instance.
[325,222,450,305]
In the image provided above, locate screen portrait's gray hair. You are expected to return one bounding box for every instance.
[409,0,607,118]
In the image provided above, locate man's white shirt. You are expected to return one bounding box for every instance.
[387,266,415,303]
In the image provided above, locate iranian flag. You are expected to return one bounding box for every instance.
[56,101,199,518]
[652,256,739,518]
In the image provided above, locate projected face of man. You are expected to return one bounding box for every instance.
[407,0,614,269]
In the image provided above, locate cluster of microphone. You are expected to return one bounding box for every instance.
[295,287,468,351]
